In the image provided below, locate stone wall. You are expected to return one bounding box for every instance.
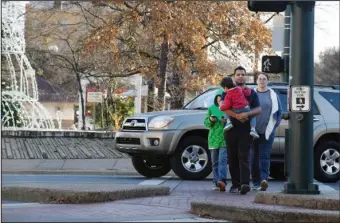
[1,130,128,159]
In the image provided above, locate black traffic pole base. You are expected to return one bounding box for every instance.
[283,182,320,195]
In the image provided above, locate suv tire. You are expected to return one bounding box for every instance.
[314,140,340,183]
[170,136,212,180]
[131,156,171,178]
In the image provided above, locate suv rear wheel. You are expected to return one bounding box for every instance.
[170,136,212,180]
[131,156,172,178]
[314,141,340,183]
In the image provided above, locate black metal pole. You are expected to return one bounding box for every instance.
[284,128,290,177]
[282,5,291,83]
[283,1,320,194]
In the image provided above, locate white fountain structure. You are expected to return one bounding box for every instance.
[1,1,55,130]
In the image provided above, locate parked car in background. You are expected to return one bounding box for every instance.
[114,83,340,183]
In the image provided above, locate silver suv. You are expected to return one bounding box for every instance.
[114,83,340,183]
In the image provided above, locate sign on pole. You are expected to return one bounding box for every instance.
[87,92,103,103]
[261,55,284,73]
[290,85,311,112]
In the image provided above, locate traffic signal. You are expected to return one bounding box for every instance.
[261,55,284,73]
[248,1,289,13]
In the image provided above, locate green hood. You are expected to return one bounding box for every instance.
[204,88,227,149]
[214,89,224,106]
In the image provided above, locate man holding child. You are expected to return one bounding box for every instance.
[219,66,262,195]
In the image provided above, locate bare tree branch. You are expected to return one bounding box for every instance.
[264,13,277,24]
[74,1,109,26]
[201,40,218,50]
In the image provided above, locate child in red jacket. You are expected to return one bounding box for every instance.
[219,77,259,138]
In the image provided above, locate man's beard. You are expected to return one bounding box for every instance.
[235,81,244,86]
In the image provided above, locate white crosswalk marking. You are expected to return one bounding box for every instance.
[2,203,50,208]
[138,176,172,185]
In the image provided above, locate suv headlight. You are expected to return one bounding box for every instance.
[148,116,174,129]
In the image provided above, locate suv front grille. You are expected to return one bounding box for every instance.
[121,126,146,131]
[122,118,147,131]
[116,137,141,145]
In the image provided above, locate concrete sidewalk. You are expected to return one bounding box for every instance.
[191,193,340,222]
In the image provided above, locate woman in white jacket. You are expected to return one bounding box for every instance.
[250,73,282,191]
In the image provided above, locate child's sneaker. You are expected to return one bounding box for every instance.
[250,129,259,138]
[251,185,260,190]
[224,122,233,131]
[212,182,220,191]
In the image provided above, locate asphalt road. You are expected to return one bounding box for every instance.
[3,173,339,189]
[2,174,339,222]
[2,174,146,185]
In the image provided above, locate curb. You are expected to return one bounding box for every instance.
[2,170,144,175]
[254,191,340,211]
[191,201,340,222]
[2,184,170,204]
[1,170,180,177]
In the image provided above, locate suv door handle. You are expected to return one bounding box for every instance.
[313,118,320,122]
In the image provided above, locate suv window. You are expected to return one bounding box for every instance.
[276,88,320,115]
[276,89,288,112]
[184,88,218,109]
[319,91,340,112]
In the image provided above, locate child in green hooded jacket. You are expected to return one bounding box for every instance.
[204,89,228,191]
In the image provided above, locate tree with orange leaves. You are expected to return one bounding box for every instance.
[84,1,272,109]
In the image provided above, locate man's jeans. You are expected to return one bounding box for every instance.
[250,131,275,186]
[210,147,228,184]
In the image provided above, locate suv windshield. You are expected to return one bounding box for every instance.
[183,88,219,110]
[183,83,260,110]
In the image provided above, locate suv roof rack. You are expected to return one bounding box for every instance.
[314,84,340,90]
[268,82,288,86]
[267,83,339,89]
[245,82,288,86]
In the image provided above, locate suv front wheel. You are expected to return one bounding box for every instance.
[314,140,340,183]
[170,136,212,180]
[131,156,172,178]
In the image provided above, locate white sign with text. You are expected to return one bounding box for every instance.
[290,85,311,112]
[87,92,103,103]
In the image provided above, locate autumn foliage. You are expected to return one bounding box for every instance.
[83,1,271,108]
[26,1,272,110]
